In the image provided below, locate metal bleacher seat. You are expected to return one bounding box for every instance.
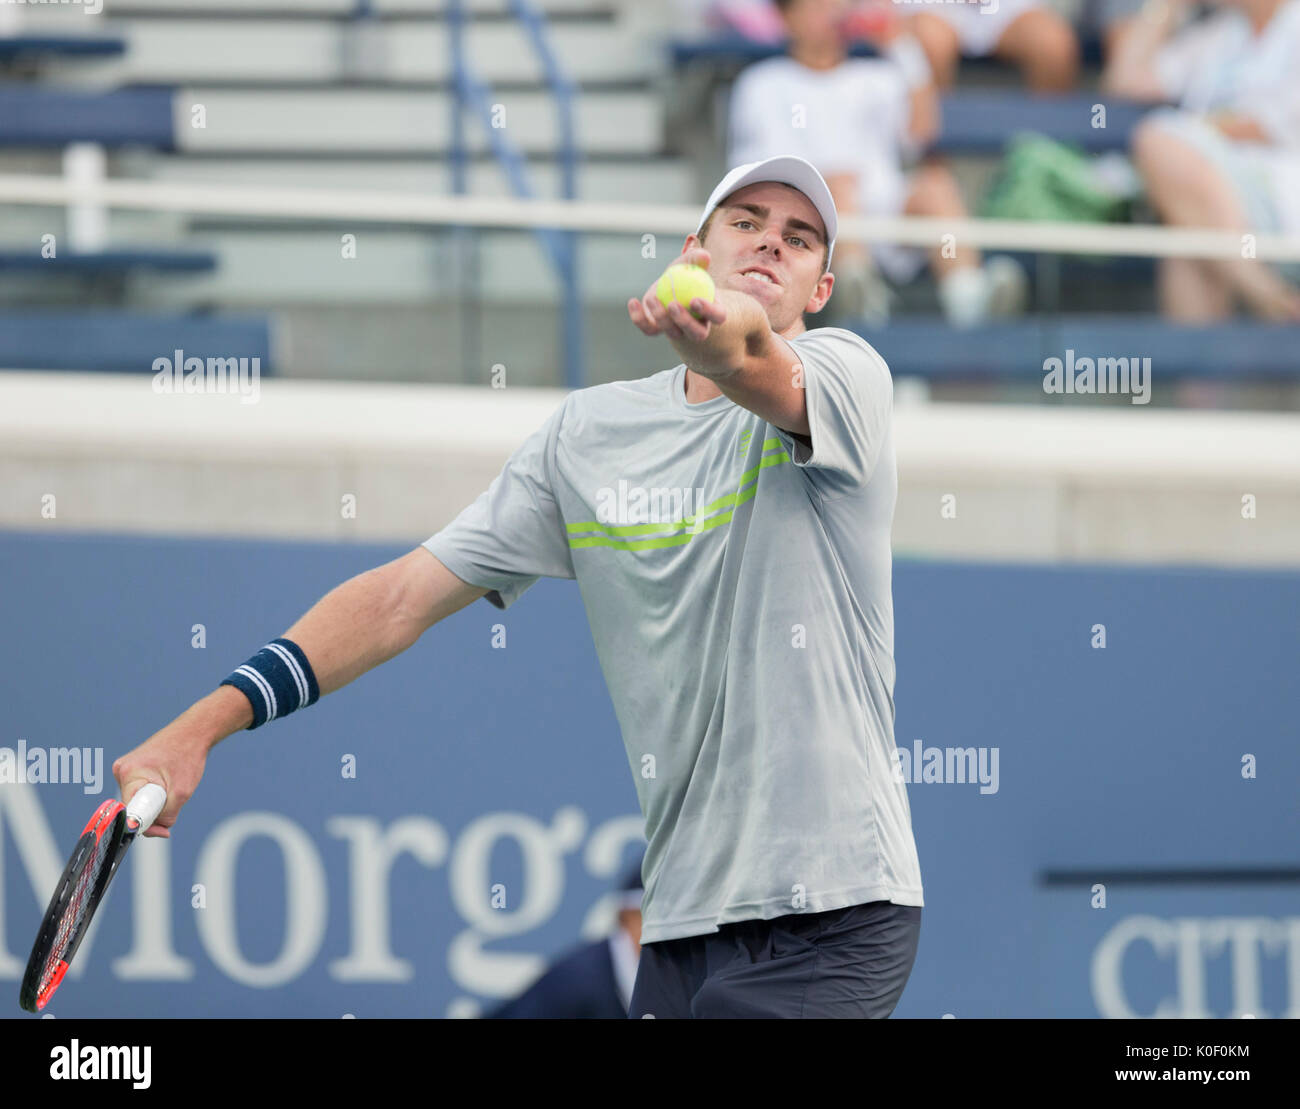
[855,316,1300,382]
[0,309,272,375]
[935,90,1150,155]
[0,65,247,372]
[669,31,1108,72]
[0,250,215,275]
[0,34,126,62]
[0,248,219,308]
[0,86,175,148]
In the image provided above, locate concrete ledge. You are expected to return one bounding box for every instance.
[2,370,1297,566]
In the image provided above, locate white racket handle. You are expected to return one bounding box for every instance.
[125,783,167,831]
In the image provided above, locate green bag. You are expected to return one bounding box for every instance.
[980,133,1132,224]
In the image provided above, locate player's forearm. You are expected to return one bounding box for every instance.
[671,289,769,380]
[114,553,484,833]
[128,685,254,761]
[145,569,410,755]
[209,553,479,741]
[279,565,416,695]
[282,550,488,693]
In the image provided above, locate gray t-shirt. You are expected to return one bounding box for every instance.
[424,326,923,944]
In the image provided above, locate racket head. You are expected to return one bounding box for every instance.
[19,799,127,1013]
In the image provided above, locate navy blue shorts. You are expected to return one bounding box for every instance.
[628,900,922,1019]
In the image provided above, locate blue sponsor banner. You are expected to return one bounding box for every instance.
[1,532,1296,1018]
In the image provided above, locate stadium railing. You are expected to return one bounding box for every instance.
[0,85,249,372]
[2,173,1299,388]
[448,0,584,388]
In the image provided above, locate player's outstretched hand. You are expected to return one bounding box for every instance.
[112,726,209,839]
[628,247,727,344]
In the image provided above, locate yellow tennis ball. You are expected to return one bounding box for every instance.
[657,264,716,318]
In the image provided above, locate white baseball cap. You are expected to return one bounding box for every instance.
[698,155,839,268]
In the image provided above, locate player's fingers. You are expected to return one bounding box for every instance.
[633,292,664,331]
[142,800,181,837]
[642,293,677,336]
[118,765,188,838]
[674,300,710,336]
[627,296,659,335]
[667,301,709,341]
[654,302,686,341]
[691,297,727,326]
[118,770,166,807]
[680,247,711,271]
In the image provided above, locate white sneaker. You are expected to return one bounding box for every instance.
[828,259,893,327]
[937,258,1027,327]
[985,255,1028,319]
[936,267,990,329]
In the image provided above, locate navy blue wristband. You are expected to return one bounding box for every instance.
[220,637,320,730]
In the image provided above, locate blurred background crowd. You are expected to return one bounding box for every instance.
[1,0,1297,407]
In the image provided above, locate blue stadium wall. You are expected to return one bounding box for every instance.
[1,532,1297,1019]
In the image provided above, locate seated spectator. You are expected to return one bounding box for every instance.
[708,0,1079,88]
[1099,0,1221,64]
[710,0,788,42]
[907,0,1080,90]
[485,851,644,1019]
[1094,0,1160,60]
[729,0,1026,326]
[1103,0,1300,321]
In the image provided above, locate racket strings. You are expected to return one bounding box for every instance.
[39,830,115,993]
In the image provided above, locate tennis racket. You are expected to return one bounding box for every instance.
[18,783,167,1013]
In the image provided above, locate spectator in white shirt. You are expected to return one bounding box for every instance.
[1104,0,1300,320]
[907,0,1080,90]
[708,0,788,41]
[729,0,1025,326]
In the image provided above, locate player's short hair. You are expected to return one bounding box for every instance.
[698,193,832,277]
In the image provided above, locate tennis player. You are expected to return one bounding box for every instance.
[112,154,924,1019]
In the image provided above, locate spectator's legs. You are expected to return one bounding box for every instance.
[992,8,1080,92]
[823,172,870,272]
[907,161,1026,326]
[1158,258,1234,322]
[907,14,962,88]
[904,161,979,277]
[1097,0,1152,64]
[1133,120,1300,322]
[1102,17,1140,67]
[823,171,892,324]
